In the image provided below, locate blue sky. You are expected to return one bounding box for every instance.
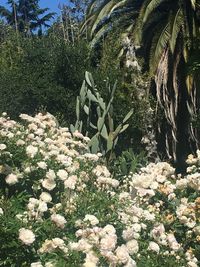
[40,0,68,14]
[1,0,68,14]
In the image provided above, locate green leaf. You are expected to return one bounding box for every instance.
[108,114,114,132]
[101,124,108,140]
[85,71,94,88]
[97,117,104,131]
[106,134,114,152]
[98,97,106,110]
[90,122,97,129]
[169,9,183,54]
[87,89,98,102]
[122,109,133,123]
[83,105,89,115]
[143,0,165,24]
[97,106,102,117]
[150,22,171,73]
[91,0,128,36]
[76,97,80,119]
[89,135,99,154]
[70,124,75,133]
[120,123,129,133]
[113,124,122,139]
[80,81,87,103]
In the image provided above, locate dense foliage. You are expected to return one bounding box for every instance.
[0,31,91,123]
[0,113,200,267]
[1,1,200,266]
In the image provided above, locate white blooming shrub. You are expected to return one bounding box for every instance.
[121,159,200,267]
[0,112,200,267]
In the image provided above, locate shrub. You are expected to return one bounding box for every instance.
[0,112,199,266]
[0,33,90,124]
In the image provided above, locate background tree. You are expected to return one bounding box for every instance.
[0,0,55,35]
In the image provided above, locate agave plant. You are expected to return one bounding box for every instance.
[70,71,133,163]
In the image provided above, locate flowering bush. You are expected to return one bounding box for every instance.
[0,112,200,267]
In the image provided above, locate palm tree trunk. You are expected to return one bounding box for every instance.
[13,1,18,34]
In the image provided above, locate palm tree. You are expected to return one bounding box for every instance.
[0,0,19,33]
[0,0,55,35]
[136,0,200,169]
[84,0,200,168]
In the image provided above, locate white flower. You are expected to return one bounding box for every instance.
[46,170,56,180]
[176,179,188,189]
[5,173,18,185]
[51,214,67,229]
[167,234,180,251]
[83,251,99,267]
[188,262,198,267]
[126,239,139,255]
[115,245,130,264]
[194,226,200,235]
[0,208,3,215]
[123,228,135,241]
[37,161,47,170]
[102,225,116,235]
[39,240,56,253]
[69,239,92,252]
[132,223,141,233]
[42,179,56,191]
[150,224,165,240]
[84,215,99,226]
[73,131,84,139]
[57,169,68,181]
[83,262,97,267]
[45,262,54,267]
[19,228,35,245]
[124,258,137,267]
[24,166,31,173]
[38,201,48,212]
[40,192,52,203]
[52,237,65,247]
[0,144,6,150]
[64,175,77,189]
[148,241,160,253]
[16,139,25,146]
[26,145,38,158]
[143,210,155,221]
[100,234,117,251]
[31,262,43,267]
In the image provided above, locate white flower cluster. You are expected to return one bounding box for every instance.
[130,162,175,189]
[38,237,68,254]
[70,223,137,267]
[123,158,200,266]
[0,112,122,266]
[1,112,200,266]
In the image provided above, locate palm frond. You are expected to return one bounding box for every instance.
[0,6,12,19]
[90,0,128,36]
[87,0,100,15]
[142,0,166,24]
[169,8,183,54]
[150,21,170,73]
